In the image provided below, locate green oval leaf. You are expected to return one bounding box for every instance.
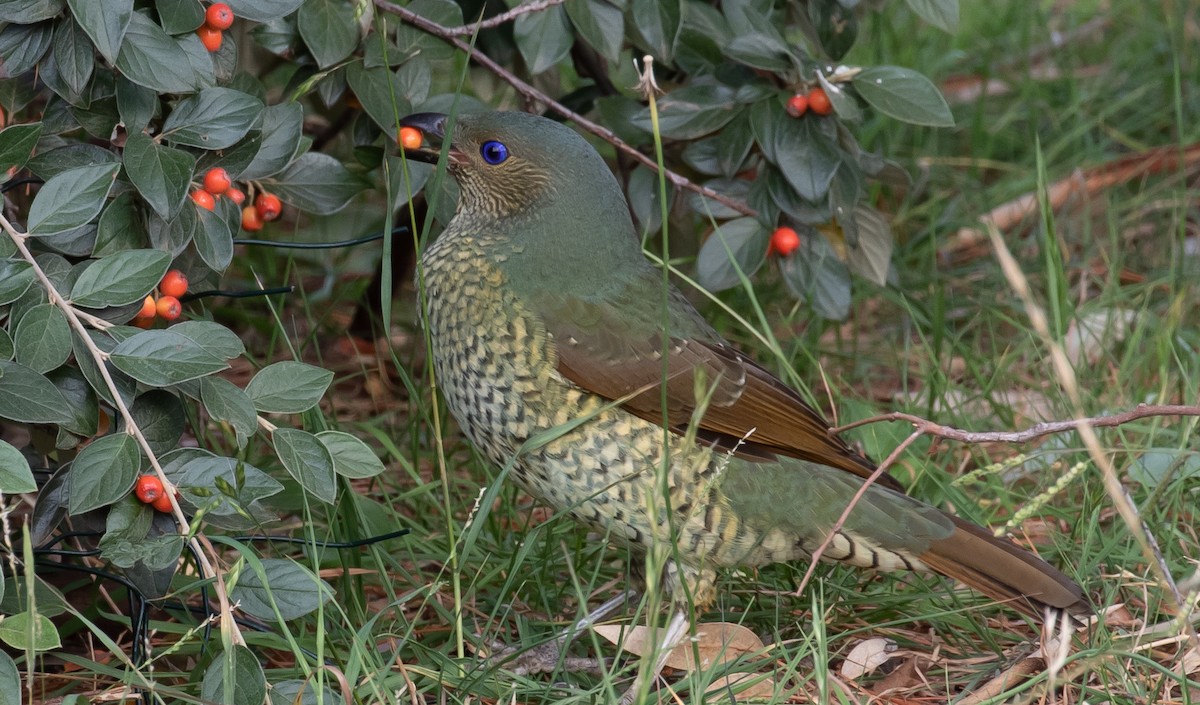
[0,440,36,494]
[68,0,133,63]
[13,304,71,374]
[244,361,332,413]
[0,123,44,178]
[160,87,265,150]
[70,249,171,308]
[513,3,573,74]
[200,376,257,447]
[115,11,200,94]
[297,0,359,69]
[238,102,303,180]
[27,163,120,236]
[0,611,61,652]
[345,61,410,137]
[317,431,384,479]
[695,217,768,292]
[230,559,334,621]
[261,152,368,215]
[854,65,953,128]
[0,361,72,424]
[273,427,336,503]
[201,645,266,705]
[67,432,142,514]
[0,260,35,306]
[109,330,230,385]
[123,133,196,220]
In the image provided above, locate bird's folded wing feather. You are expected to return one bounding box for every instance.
[534,273,901,491]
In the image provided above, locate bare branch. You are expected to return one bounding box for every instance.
[833,403,1200,444]
[444,0,566,36]
[374,0,757,218]
[0,212,246,648]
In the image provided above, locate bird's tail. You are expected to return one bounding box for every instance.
[919,515,1091,622]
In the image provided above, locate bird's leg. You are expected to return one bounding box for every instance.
[618,605,690,705]
[486,588,638,676]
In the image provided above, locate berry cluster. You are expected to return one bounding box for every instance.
[196,3,234,52]
[134,269,189,327]
[135,475,178,513]
[189,166,284,233]
[785,87,834,118]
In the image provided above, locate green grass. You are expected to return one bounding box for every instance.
[22,1,1200,703]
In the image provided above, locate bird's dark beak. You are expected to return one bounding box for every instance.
[399,112,450,164]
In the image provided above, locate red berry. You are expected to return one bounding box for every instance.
[226,187,245,205]
[768,226,801,257]
[136,295,156,319]
[255,193,282,222]
[152,491,177,513]
[156,295,182,321]
[135,475,163,504]
[160,269,188,298]
[197,26,222,52]
[241,205,264,232]
[398,126,423,150]
[205,3,234,30]
[807,87,833,115]
[786,94,808,118]
[191,189,215,210]
[203,167,231,195]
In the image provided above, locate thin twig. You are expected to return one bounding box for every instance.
[373,0,756,218]
[443,0,566,36]
[984,220,1197,647]
[793,429,924,598]
[832,403,1200,443]
[0,213,245,648]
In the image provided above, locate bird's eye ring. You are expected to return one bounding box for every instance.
[480,140,509,165]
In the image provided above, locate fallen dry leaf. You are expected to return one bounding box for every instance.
[703,671,779,701]
[1063,308,1136,366]
[869,655,927,695]
[593,621,766,671]
[1181,645,1200,676]
[840,637,897,680]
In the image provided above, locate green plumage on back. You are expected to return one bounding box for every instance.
[401,110,1088,623]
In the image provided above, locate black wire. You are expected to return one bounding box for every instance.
[179,285,294,303]
[1,177,43,192]
[233,224,408,250]
[235,528,410,547]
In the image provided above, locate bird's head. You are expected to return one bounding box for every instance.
[399,111,631,225]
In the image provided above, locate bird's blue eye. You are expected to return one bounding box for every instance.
[480,140,509,165]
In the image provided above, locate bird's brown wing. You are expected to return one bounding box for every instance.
[535,274,902,492]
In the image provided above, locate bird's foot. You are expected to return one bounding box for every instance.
[483,638,606,677]
[482,590,636,677]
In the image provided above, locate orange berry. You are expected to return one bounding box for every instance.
[768,226,801,257]
[205,3,234,30]
[241,205,264,232]
[786,93,808,118]
[197,26,222,52]
[226,187,245,205]
[136,295,156,319]
[135,475,163,504]
[255,193,282,221]
[202,167,231,195]
[152,492,176,513]
[160,269,188,298]
[807,87,833,115]
[156,295,182,321]
[398,126,423,150]
[191,189,215,210]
